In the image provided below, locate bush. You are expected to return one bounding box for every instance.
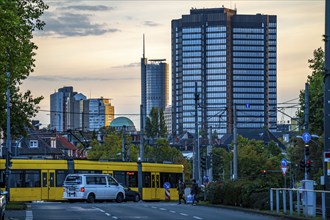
[206,179,271,209]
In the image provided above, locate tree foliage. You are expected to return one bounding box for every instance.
[296,47,325,135]
[0,0,48,138]
[145,107,167,138]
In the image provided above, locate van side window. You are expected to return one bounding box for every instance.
[96,177,106,185]
[107,176,118,186]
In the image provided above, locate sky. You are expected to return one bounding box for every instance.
[21,0,326,129]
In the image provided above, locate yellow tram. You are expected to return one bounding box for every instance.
[0,159,184,202]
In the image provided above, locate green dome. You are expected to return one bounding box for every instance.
[110,117,135,127]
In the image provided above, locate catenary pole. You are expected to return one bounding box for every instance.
[324,0,330,217]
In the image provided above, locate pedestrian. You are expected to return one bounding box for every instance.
[190,179,199,205]
[177,180,186,204]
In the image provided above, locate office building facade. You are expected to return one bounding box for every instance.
[141,38,169,126]
[50,86,77,132]
[171,7,277,137]
[83,97,115,131]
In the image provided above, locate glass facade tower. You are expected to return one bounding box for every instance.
[171,8,277,137]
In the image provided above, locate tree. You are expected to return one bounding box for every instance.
[145,107,167,139]
[292,47,325,185]
[296,47,325,135]
[0,0,48,138]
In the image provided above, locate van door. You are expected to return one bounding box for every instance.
[41,170,56,200]
[151,173,160,200]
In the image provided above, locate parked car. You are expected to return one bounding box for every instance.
[0,190,7,220]
[63,174,125,203]
[123,186,141,202]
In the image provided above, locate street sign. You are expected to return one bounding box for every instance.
[280,166,288,176]
[281,158,288,167]
[163,182,171,190]
[302,132,311,144]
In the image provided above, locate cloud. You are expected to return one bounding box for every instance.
[28,75,139,82]
[112,62,140,68]
[144,21,161,27]
[35,4,119,37]
[60,5,114,11]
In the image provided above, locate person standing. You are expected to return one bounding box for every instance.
[177,180,186,204]
[190,179,199,205]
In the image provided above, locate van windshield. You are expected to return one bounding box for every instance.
[64,176,82,185]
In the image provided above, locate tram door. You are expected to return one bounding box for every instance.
[41,170,56,200]
[151,173,160,199]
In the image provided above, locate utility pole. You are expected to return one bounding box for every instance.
[138,104,144,198]
[233,104,238,180]
[194,82,200,183]
[304,83,309,180]
[5,69,11,201]
[207,126,213,182]
[121,125,126,161]
[323,0,330,216]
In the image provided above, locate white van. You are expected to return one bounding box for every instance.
[63,174,125,203]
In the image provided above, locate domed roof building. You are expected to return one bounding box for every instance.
[110,117,136,132]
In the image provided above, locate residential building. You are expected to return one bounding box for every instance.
[141,36,169,127]
[171,7,277,137]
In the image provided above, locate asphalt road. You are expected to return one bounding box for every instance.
[5,201,284,220]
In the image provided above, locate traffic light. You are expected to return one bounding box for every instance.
[306,159,312,172]
[261,169,267,177]
[201,156,206,170]
[299,159,305,170]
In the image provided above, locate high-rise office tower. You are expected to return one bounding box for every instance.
[141,35,169,126]
[66,93,87,130]
[171,7,277,137]
[50,86,77,132]
[83,97,114,131]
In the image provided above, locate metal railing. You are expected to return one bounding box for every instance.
[270,188,330,219]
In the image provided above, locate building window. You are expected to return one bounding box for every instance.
[29,140,38,148]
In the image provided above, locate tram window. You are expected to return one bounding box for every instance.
[143,172,150,188]
[10,170,41,188]
[160,173,182,189]
[113,171,126,186]
[0,171,5,188]
[56,170,68,187]
[127,172,137,187]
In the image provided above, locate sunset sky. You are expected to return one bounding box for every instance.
[21,0,325,129]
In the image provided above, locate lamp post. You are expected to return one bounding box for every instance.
[5,70,11,201]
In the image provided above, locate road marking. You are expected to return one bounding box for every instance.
[105,213,111,216]
[193,216,203,220]
[160,208,166,211]
[151,206,157,209]
[170,210,176,213]
[25,210,33,220]
[180,213,188,216]
[112,217,118,219]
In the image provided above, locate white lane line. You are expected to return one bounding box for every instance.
[160,208,166,211]
[105,213,111,216]
[193,216,203,220]
[25,210,33,220]
[112,217,118,219]
[180,213,188,216]
[151,206,157,209]
[170,210,176,213]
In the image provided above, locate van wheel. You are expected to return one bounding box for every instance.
[133,194,140,202]
[116,193,124,203]
[87,193,95,203]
